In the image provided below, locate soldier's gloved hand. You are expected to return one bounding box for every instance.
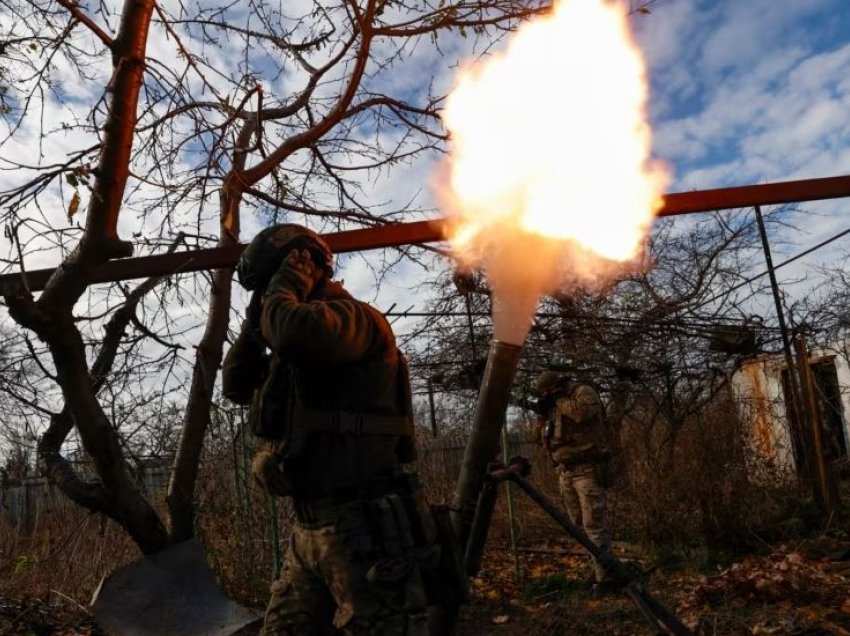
[251,448,293,496]
[267,248,325,301]
[536,395,554,415]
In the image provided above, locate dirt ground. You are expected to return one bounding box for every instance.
[3,533,850,636]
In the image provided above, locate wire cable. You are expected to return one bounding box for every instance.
[690,224,850,311]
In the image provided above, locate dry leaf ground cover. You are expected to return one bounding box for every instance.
[457,533,850,636]
[4,533,849,635]
[3,449,850,634]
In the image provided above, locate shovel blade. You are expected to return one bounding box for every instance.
[91,540,260,636]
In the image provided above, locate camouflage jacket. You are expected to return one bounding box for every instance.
[536,383,608,466]
[222,273,415,501]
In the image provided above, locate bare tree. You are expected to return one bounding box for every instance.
[799,254,850,343]
[407,210,788,461]
[1,0,550,552]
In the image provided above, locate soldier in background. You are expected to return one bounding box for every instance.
[222,224,434,635]
[534,371,613,587]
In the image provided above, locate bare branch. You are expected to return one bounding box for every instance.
[55,0,115,49]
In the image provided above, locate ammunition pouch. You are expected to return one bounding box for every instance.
[390,469,438,549]
[249,359,293,441]
[354,479,467,607]
[423,504,468,608]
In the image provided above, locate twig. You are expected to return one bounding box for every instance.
[49,588,91,614]
[7,223,31,296]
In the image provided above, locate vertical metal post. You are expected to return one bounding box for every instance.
[428,378,438,438]
[268,497,282,579]
[795,331,840,515]
[753,206,809,477]
[501,427,521,582]
[232,412,247,557]
[238,409,256,571]
[464,294,479,361]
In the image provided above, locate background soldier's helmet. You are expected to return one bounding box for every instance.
[236,224,334,291]
[536,371,561,397]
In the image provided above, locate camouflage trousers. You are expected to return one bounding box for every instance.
[557,462,611,582]
[261,495,429,636]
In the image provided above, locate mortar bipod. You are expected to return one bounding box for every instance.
[464,457,694,636]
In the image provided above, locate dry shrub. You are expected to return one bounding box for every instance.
[613,389,799,558]
[0,401,809,610]
[0,500,140,604]
[194,433,285,608]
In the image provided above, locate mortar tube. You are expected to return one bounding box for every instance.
[451,339,523,554]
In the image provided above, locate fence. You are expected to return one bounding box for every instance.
[0,428,561,608]
[415,430,540,499]
[0,463,171,527]
[1,415,789,607]
[0,431,549,529]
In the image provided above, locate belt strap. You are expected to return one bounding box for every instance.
[294,497,347,525]
[294,406,408,436]
[294,486,395,526]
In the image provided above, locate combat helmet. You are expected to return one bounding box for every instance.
[536,370,568,396]
[236,224,334,291]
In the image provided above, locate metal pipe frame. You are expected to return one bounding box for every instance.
[3,174,850,293]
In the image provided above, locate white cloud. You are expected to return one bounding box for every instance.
[644,5,850,188]
[4,0,850,424]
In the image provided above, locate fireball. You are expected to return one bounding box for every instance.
[440,0,668,343]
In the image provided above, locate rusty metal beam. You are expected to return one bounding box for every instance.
[0,220,443,294]
[657,175,850,216]
[3,174,850,293]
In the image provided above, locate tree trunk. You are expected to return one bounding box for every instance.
[47,315,170,553]
[167,124,252,542]
[4,0,167,554]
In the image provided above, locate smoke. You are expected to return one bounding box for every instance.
[485,234,563,345]
[448,222,624,346]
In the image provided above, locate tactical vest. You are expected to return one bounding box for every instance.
[249,352,416,463]
[544,383,607,466]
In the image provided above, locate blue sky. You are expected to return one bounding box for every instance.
[342,0,850,324]
[1,0,849,441]
[3,0,850,336]
[619,0,850,320]
[635,0,850,189]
